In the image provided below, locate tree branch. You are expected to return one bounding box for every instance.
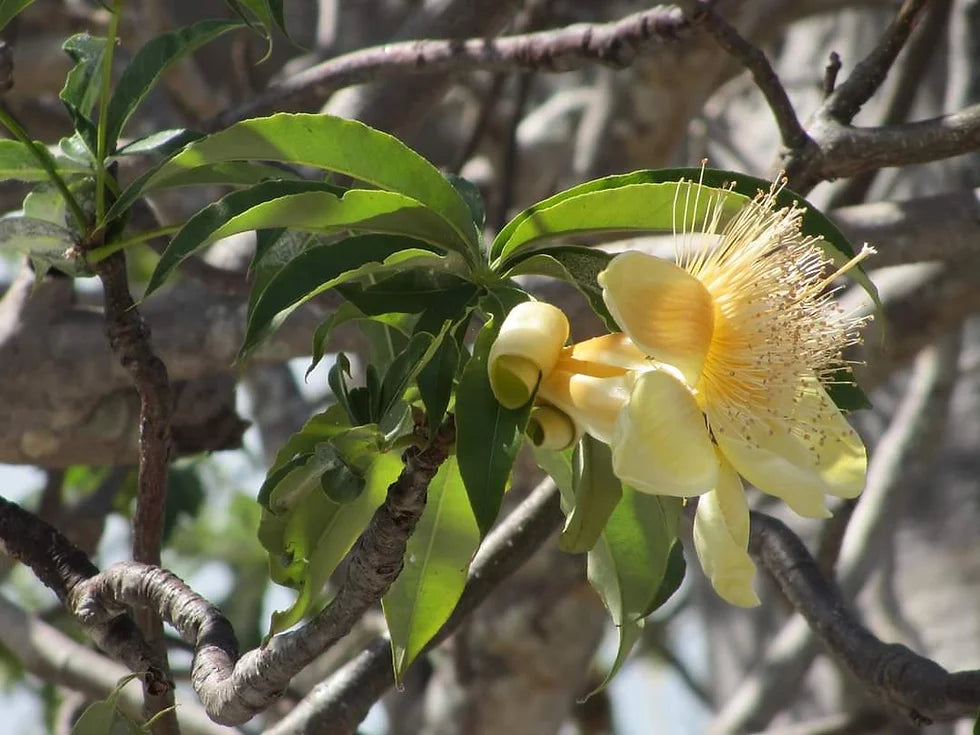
[265,476,563,735]
[686,2,809,149]
[823,0,930,124]
[749,510,980,724]
[208,6,693,129]
[65,419,454,726]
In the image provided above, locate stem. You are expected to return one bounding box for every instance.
[87,225,181,264]
[0,106,88,231]
[95,0,123,225]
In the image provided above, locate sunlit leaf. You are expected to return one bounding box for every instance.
[108,113,477,254]
[560,436,622,554]
[0,140,89,181]
[382,455,479,681]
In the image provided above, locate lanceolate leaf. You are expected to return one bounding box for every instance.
[265,450,403,635]
[505,246,616,332]
[0,140,89,181]
[108,113,478,253]
[0,1,34,33]
[146,179,344,294]
[560,436,623,554]
[104,19,245,149]
[456,317,533,535]
[382,455,479,681]
[240,235,444,358]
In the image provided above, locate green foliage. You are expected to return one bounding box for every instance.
[382,455,479,681]
[0,0,34,33]
[455,316,533,536]
[70,674,145,735]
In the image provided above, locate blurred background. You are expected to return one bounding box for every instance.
[0,1,978,733]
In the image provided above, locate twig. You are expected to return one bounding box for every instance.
[827,0,953,207]
[68,419,454,726]
[264,476,563,735]
[823,0,930,124]
[687,2,809,149]
[822,51,842,97]
[749,510,980,725]
[207,6,693,129]
[452,73,508,174]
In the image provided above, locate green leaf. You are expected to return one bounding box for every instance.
[240,234,442,358]
[258,403,351,507]
[146,179,344,294]
[824,366,872,412]
[446,173,485,231]
[0,216,85,279]
[113,128,201,157]
[71,674,143,735]
[494,167,879,311]
[247,229,314,315]
[306,302,367,379]
[60,34,108,150]
[339,271,476,317]
[0,140,89,181]
[505,246,616,332]
[0,1,34,33]
[264,450,402,636]
[560,436,623,554]
[382,455,479,681]
[494,180,748,266]
[104,19,244,149]
[108,113,478,253]
[586,487,682,690]
[417,335,460,438]
[455,317,533,535]
[584,615,644,702]
[646,540,686,614]
[377,331,437,421]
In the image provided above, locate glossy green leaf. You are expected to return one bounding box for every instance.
[247,229,314,314]
[456,317,533,535]
[104,19,244,149]
[71,674,142,735]
[586,487,682,690]
[585,615,645,702]
[146,179,344,294]
[560,436,623,554]
[306,302,368,379]
[505,246,616,332]
[382,455,479,681]
[825,366,873,413]
[447,173,485,231]
[0,0,34,33]
[113,128,201,157]
[241,234,443,358]
[378,331,436,421]
[0,140,90,181]
[264,450,402,635]
[494,181,747,266]
[417,335,461,438]
[108,113,477,253]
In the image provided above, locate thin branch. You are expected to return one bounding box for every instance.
[264,476,563,735]
[207,6,693,129]
[749,510,980,725]
[687,2,809,149]
[822,52,842,97]
[823,0,931,124]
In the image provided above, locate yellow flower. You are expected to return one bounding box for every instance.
[489,183,871,607]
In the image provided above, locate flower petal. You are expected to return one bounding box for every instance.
[489,301,570,408]
[693,456,760,607]
[610,368,718,496]
[538,369,630,444]
[598,251,714,386]
[527,405,579,450]
[710,379,866,519]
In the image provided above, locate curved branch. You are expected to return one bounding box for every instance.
[208,6,693,128]
[749,510,980,724]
